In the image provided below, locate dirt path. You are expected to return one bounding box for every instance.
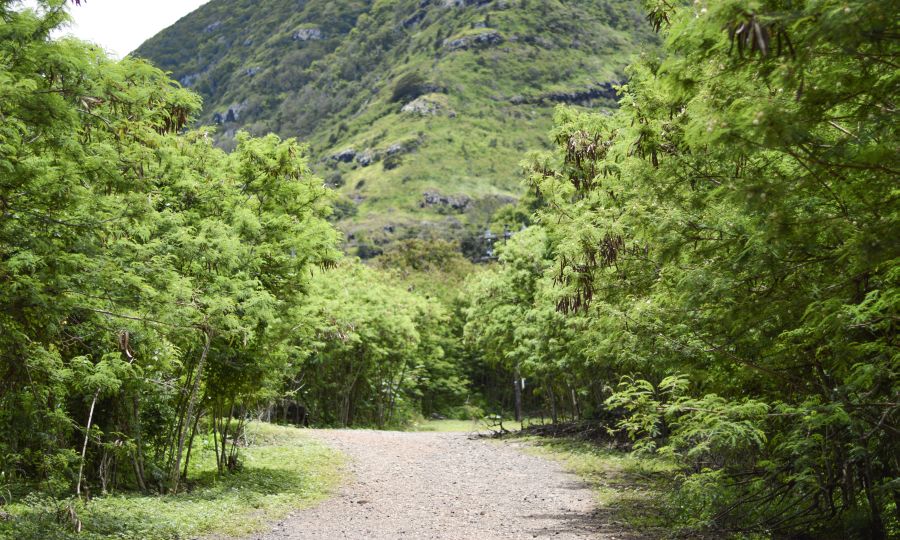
[243,430,642,540]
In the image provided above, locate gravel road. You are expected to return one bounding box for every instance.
[243,429,642,540]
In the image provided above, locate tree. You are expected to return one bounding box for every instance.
[523,0,899,535]
[0,0,339,501]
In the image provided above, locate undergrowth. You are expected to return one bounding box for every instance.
[0,423,343,540]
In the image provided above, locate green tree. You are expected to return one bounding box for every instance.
[524,0,898,535]
[0,0,339,503]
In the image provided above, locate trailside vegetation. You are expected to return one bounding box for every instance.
[293,261,469,428]
[0,0,342,502]
[2,0,897,539]
[463,0,898,537]
[1,7,472,533]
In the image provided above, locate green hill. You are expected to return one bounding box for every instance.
[135,0,654,256]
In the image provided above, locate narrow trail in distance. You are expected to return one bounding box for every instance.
[241,429,644,540]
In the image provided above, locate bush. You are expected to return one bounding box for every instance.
[390,72,426,103]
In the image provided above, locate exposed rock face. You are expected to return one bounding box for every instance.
[421,191,472,213]
[509,82,621,106]
[179,70,206,88]
[356,149,377,167]
[293,27,323,41]
[386,139,419,156]
[331,148,358,162]
[540,82,619,104]
[440,0,494,7]
[204,21,223,33]
[212,102,247,124]
[401,94,454,117]
[515,34,555,48]
[444,30,504,51]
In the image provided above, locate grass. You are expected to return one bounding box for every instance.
[133,0,658,249]
[1,422,344,540]
[516,436,678,536]
[407,416,534,433]
[408,418,485,432]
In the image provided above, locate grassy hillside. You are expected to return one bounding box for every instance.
[135,0,654,255]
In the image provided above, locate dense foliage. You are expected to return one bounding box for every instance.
[0,0,348,504]
[2,1,897,539]
[0,9,478,532]
[464,0,898,536]
[293,262,468,427]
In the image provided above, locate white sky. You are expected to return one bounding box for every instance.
[23,0,212,59]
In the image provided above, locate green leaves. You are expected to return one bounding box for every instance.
[505,0,899,534]
[0,1,340,497]
[293,262,446,427]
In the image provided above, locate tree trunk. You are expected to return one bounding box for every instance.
[513,366,523,423]
[387,362,408,425]
[76,388,101,499]
[182,406,203,479]
[569,384,579,421]
[130,395,147,491]
[862,459,886,539]
[546,382,558,424]
[170,330,211,493]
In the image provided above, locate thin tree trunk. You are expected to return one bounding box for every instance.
[513,366,523,423]
[76,388,102,499]
[546,382,558,424]
[219,400,235,472]
[167,355,197,473]
[569,384,579,421]
[387,362,408,425]
[182,406,203,479]
[212,406,221,473]
[170,330,211,493]
[341,360,364,427]
[862,460,886,539]
[131,395,147,491]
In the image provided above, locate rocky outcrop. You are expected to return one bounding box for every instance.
[386,138,421,156]
[211,102,246,125]
[541,83,619,104]
[401,95,451,116]
[331,148,357,163]
[353,137,426,167]
[180,72,203,88]
[443,30,503,51]
[509,82,621,106]
[440,0,494,7]
[293,27,323,41]
[356,149,377,167]
[420,191,472,213]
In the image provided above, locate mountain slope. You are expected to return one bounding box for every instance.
[135,0,654,255]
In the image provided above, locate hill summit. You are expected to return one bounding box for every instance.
[135,0,654,256]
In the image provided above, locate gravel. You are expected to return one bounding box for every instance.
[241,430,643,540]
